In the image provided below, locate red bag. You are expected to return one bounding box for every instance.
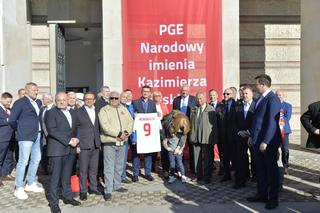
[71,175,89,192]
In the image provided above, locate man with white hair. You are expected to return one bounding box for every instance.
[95,86,110,113]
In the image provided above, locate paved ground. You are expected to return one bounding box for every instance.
[0,145,319,213]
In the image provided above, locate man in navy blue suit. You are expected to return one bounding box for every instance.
[0,92,15,187]
[247,74,281,210]
[131,85,157,182]
[9,82,44,200]
[276,90,292,175]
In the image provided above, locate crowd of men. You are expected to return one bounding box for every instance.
[4,73,317,213]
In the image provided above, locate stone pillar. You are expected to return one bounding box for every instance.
[222,0,240,89]
[300,0,320,147]
[102,0,123,92]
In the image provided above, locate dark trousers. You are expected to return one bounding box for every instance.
[131,144,152,176]
[40,144,50,174]
[281,134,289,168]
[253,144,279,201]
[235,137,249,185]
[0,141,10,179]
[187,141,195,174]
[222,142,233,177]
[49,153,76,206]
[192,143,214,179]
[249,146,256,178]
[217,142,224,170]
[2,141,15,177]
[79,148,99,193]
[160,144,170,173]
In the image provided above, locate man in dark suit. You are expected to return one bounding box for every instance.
[9,82,44,200]
[216,87,236,181]
[301,101,320,148]
[76,92,102,201]
[276,90,292,175]
[247,74,281,210]
[95,86,110,113]
[45,92,81,213]
[131,85,157,182]
[233,86,256,189]
[0,92,15,186]
[172,84,197,174]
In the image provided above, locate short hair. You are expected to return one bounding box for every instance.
[42,93,53,101]
[255,74,272,87]
[153,90,163,97]
[242,86,253,92]
[18,88,25,94]
[55,92,67,99]
[84,91,96,99]
[25,82,38,89]
[99,86,110,93]
[208,89,218,94]
[124,89,132,93]
[1,92,13,99]
[230,87,237,93]
[196,92,205,97]
[67,91,76,97]
[180,84,189,90]
[142,85,151,90]
[110,91,120,97]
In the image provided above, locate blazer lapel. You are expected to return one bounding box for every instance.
[82,107,95,127]
[57,109,72,129]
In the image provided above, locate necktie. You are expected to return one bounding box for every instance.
[5,109,10,116]
[181,97,187,114]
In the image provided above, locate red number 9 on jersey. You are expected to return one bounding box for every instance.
[143,123,151,136]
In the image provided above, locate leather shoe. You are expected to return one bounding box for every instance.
[145,175,154,181]
[132,176,139,182]
[265,200,279,209]
[79,192,87,201]
[88,189,102,195]
[247,195,267,203]
[115,187,128,193]
[49,204,61,213]
[104,193,112,201]
[2,175,14,181]
[220,175,231,182]
[63,199,81,206]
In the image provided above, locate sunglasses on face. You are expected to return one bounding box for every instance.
[110,97,119,100]
[223,93,231,96]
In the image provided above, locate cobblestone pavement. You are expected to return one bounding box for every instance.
[0,145,319,212]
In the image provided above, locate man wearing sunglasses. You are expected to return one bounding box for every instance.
[98,91,133,201]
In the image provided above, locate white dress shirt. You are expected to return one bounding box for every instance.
[61,108,72,128]
[85,105,96,125]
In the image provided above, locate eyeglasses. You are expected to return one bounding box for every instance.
[110,97,119,100]
[223,93,231,96]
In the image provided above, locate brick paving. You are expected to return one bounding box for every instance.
[0,146,319,212]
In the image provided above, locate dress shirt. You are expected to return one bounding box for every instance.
[85,105,96,125]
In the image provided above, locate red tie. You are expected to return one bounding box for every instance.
[6,109,10,116]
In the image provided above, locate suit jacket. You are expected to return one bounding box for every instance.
[45,107,77,157]
[76,106,101,150]
[301,101,320,148]
[172,95,197,118]
[234,100,256,135]
[95,97,108,114]
[281,101,292,134]
[9,96,42,141]
[216,99,236,145]
[133,97,157,114]
[250,91,281,147]
[0,107,15,142]
[40,104,56,138]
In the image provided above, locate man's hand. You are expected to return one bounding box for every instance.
[174,147,181,155]
[247,137,253,147]
[259,142,267,152]
[162,138,168,146]
[76,147,81,154]
[314,129,320,135]
[69,138,79,147]
[238,131,249,138]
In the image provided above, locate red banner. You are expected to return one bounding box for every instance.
[122,0,222,106]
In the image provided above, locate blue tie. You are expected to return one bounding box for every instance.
[181,97,187,114]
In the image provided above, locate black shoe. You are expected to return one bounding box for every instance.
[115,187,128,193]
[145,175,154,181]
[233,183,245,189]
[63,199,81,206]
[132,176,139,182]
[79,192,87,201]
[220,175,231,182]
[122,178,132,184]
[88,189,102,195]
[265,200,279,209]
[49,204,61,213]
[246,195,267,203]
[104,193,112,201]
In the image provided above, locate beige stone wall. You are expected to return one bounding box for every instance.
[240,0,301,144]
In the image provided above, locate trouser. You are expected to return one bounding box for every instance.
[15,133,42,188]
[79,148,99,193]
[192,143,214,179]
[121,141,129,181]
[131,144,153,176]
[234,136,249,185]
[222,142,233,177]
[168,151,185,176]
[0,141,10,179]
[103,144,126,194]
[160,144,170,173]
[281,134,290,168]
[253,144,280,201]
[49,153,76,206]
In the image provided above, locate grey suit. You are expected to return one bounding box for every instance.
[76,106,101,193]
